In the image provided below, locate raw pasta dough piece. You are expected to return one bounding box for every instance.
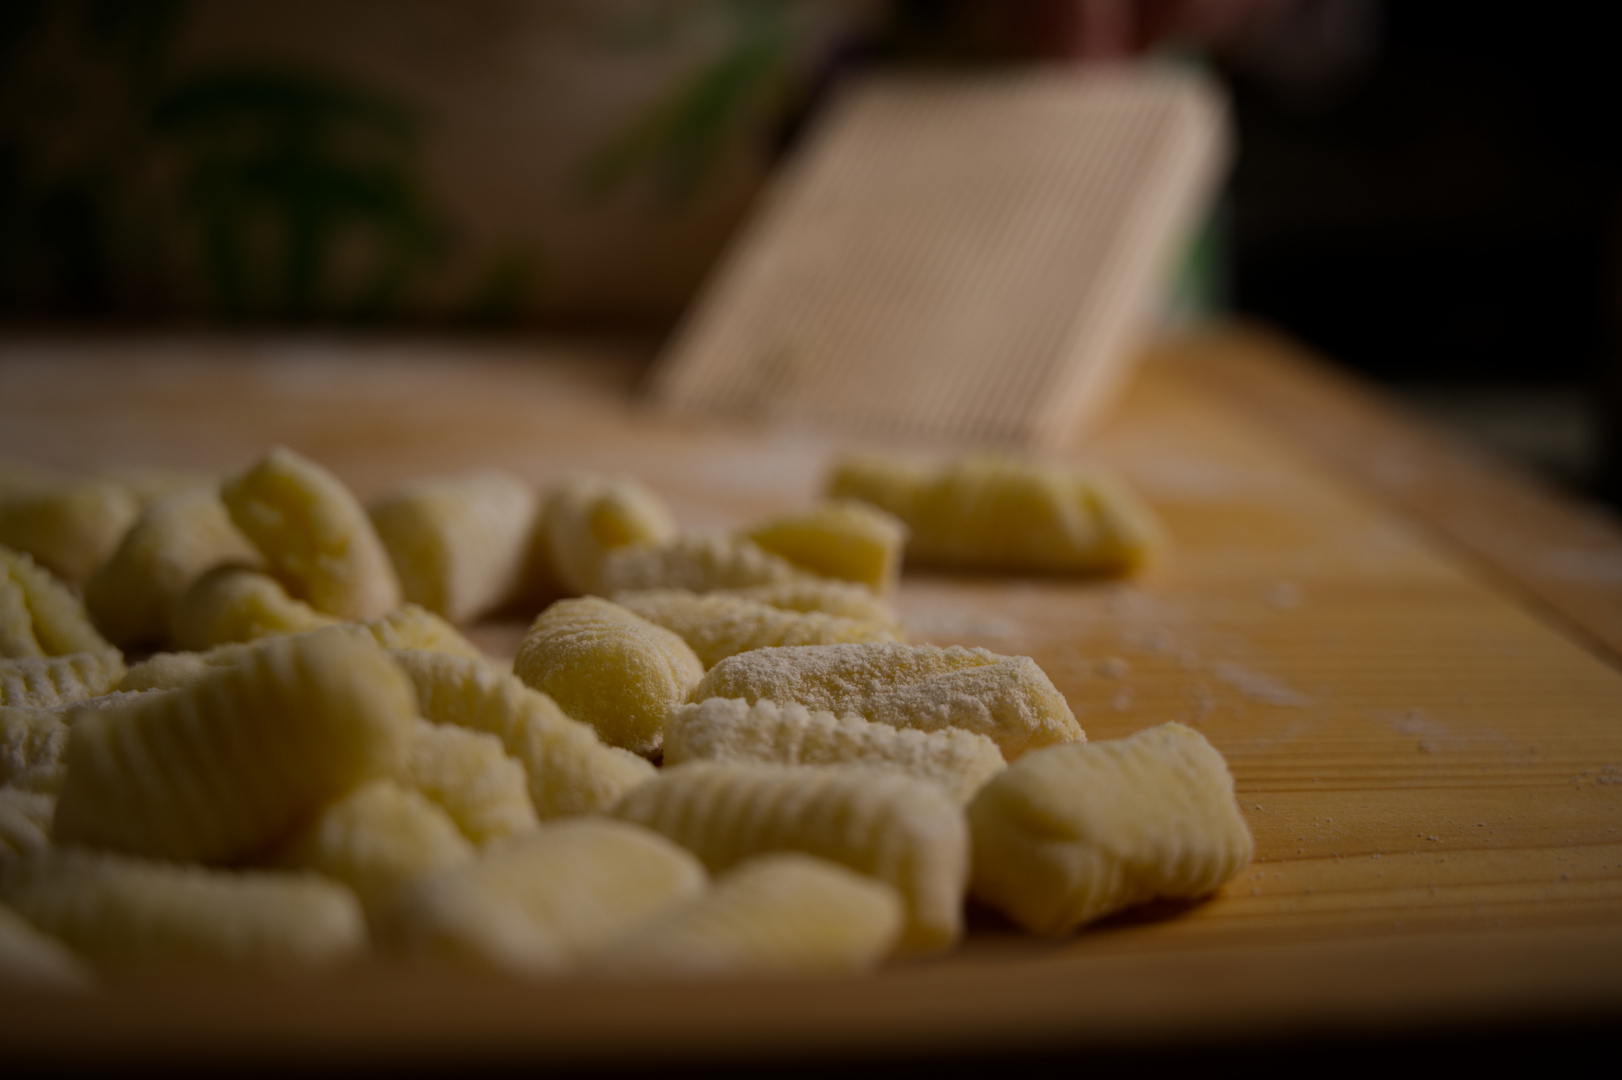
[390,649,654,819]
[0,651,126,708]
[967,722,1253,935]
[745,500,907,594]
[0,574,40,658]
[84,488,264,649]
[389,819,707,977]
[370,470,539,624]
[828,452,1163,575]
[272,779,474,918]
[0,848,366,971]
[0,547,116,657]
[539,474,675,596]
[585,853,903,979]
[400,718,538,845]
[615,589,899,669]
[116,603,482,693]
[513,597,703,756]
[52,629,415,863]
[221,446,401,619]
[171,565,335,650]
[0,706,70,793]
[692,642,1082,760]
[598,534,809,596]
[664,698,1005,804]
[0,477,140,585]
[716,579,901,630]
[0,901,94,991]
[611,762,969,954]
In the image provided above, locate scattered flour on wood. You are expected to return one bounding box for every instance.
[1211,662,1312,707]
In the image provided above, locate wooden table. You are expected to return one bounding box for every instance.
[2,323,1620,1068]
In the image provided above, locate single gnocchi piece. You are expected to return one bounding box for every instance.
[716,579,901,631]
[1,547,116,658]
[584,853,904,979]
[390,649,655,820]
[0,477,140,585]
[271,779,474,918]
[171,565,336,650]
[84,488,265,648]
[387,819,707,977]
[610,762,970,954]
[1,651,126,709]
[52,629,415,863]
[1,706,70,794]
[967,722,1254,935]
[0,901,95,991]
[221,447,401,620]
[745,500,907,595]
[360,604,485,662]
[691,642,1083,760]
[828,452,1163,575]
[0,573,40,658]
[400,718,538,845]
[538,474,676,596]
[0,848,366,971]
[664,698,1005,804]
[598,534,810,596]
[513,597,703,756]
[614,588,899,669]
[369,470,539,624]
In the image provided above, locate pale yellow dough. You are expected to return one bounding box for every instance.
[745,499,907,594]
[691,641,1083,760]
[611,762,969,955]
[614,588,899,669]
[967,722,1254,935]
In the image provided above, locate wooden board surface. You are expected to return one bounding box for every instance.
[2,324,1620,1065]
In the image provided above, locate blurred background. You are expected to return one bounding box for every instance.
[2,0,1618,504]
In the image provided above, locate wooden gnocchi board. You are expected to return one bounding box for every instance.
[1,323,1620,1066]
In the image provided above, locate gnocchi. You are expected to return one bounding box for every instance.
[691,641,1084,760]
[614,588,899,669]
[610,762,969,955]
[512,597,703,756]
[967,722,1254,934]
[745,499,907,594]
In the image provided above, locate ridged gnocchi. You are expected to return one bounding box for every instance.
[0,848,366,971]
[584,853,904,979]
[714,579,901,630]
[610,762,969,955]
[370,470,539,624]
[53,629,415,863]
[387,819,707,977]
[598,534,809,595]
[1,706,70,794]
[967,722,1254,934]
[663,698,1005,804]
[400,718,538,845]
[83,488,264,649]
[828,451,1163,575]
[390,649,654,819]
[745,500,907,594]
[691,642,1083,760]
[0,651,126,709]
[614,588,899,669]
[513,597,703,756]
[1,547,116,658]
[221,447,401,620]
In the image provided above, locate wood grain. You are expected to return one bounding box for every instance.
[1,325,1619,1063]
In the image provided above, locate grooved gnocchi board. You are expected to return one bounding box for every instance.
[646,68,1228,446]
[2,324,1621,1065]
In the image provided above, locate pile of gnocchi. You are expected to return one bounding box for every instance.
[0,447,1252,989]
